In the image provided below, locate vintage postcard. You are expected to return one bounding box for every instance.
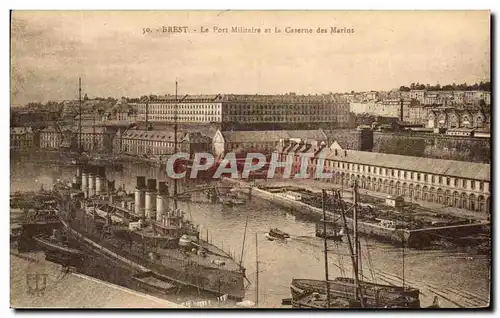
[10,10,491,309]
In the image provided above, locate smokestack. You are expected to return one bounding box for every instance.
[76,166,83,178]
[81,171,88,191]
[98,166,106,178]
[136,176,146,189]
[107,180,115,192]
[134,176,146,216]
[156,182,167,222]
[96,175,104,195]
[88,167,96,197]
[145,179,157,220]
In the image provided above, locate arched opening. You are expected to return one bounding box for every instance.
[415,185,421,200]
[453,191,459,207]
[469,194,476,211]
[477,195,485,212]
[396,181,401,196]
[460,192,468,210]
[437,188,443,204]
[445,190,451,206]
[422,186,428,201]
[430,187,436,203]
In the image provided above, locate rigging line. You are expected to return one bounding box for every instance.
[363,236,377,283]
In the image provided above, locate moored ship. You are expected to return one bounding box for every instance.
[55,170,247,300]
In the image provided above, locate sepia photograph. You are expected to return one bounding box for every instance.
[9,10,491,309]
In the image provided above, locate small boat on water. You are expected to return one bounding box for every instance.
[264,233,276,241]
[131,271,177,295]
[33,233,84,258]
[291,278,420,308]
[268,228,290,239]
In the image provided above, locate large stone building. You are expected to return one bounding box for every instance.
[427,107,490,129]
[134,94,350,129]
[212,129,328,157]
[39,126,75,150]
[10,127,36,149]
[115,129,212,156]
[278,144,490,213]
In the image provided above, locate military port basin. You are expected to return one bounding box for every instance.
[10,151,490,308]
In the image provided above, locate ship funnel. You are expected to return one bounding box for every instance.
[136,176,146,189]
[98,166,106,177]
[147,179,157,191]
[145,179,157,220]
[107,180,115,192]
[156,182,168,222]
[158,182,168,194]
[135,176,146,216]
[88,167,96,197]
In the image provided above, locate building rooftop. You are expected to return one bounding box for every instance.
[323,149,490,181]
[219,129,327,143]
[122,129,211,143]
[11,127,33,134]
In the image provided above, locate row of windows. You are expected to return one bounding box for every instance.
[307,158,487,192]
[142,104,221,110]
[148,116,220,122]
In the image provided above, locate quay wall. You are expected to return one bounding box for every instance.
[223,178,412,246]
[372,132,490,163]
[223,178,489,248]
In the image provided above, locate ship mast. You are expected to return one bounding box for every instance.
[78,77,82,153]
[322,189,331,307]
[337,187,365,307]
[255,232,259,308]
[173,80,178,211]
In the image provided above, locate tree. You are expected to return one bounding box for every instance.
[399,86,411,92]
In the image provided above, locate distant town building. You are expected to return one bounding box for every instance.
[10,127,35,149]
[278,144,490,213]
[115,129,212,156]
[427,107,490,129]
[134,94,350,128]
[212,129,328,157]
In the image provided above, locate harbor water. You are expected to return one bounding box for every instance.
[10,153,491,308]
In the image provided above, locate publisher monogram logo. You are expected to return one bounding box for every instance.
[26,273,47,296]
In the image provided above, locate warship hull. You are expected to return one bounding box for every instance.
[59,209,246,301]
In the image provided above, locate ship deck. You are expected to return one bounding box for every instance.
[137,227,242,272]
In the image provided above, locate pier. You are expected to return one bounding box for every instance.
[222,178,490,249]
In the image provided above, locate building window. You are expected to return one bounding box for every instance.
[454,179,458,187]
[431,175,435,183]
[403,171,406,179]
[479,182,484,191]
[424,174,428,182]
[471,180,475,190]
[462,179,467,188]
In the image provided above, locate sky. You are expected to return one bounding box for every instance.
[10,11,490,105]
